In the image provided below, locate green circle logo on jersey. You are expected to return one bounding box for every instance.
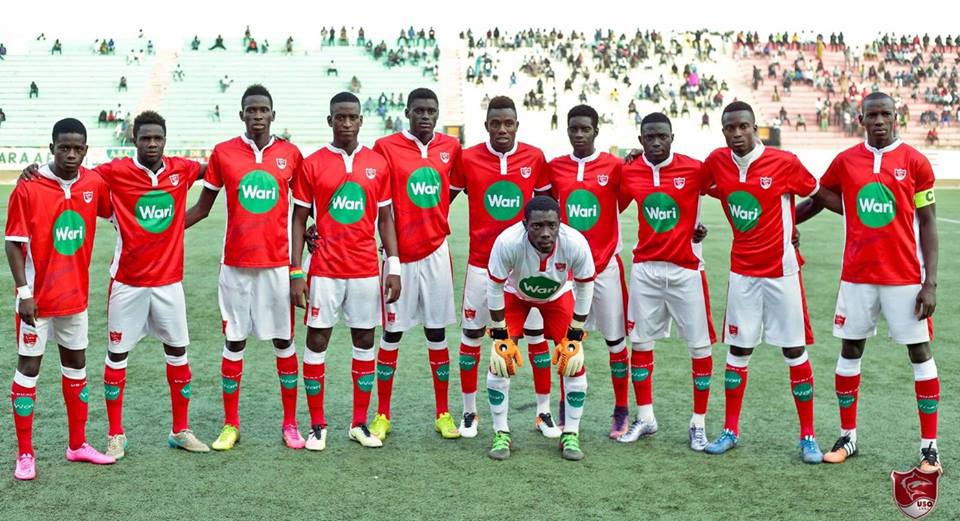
[238,170,280,214]
[222,377,239,394]
[78,386,89,404]
[304,380,322,396]
[566,391,586,408]
[631,367,650,382]
[377,365,395,381]
[459,354,477,371]
[52,210,86,255]
[104,385,121,401]
[694,376,711,391]
[518,276,562,299]
[13,397,34,417]
[279,374,298,389]
[724,370,742,390]
[483,181,524,221]
[357,374,375,393]
[726,191,762,232]
[407,167,442,209]
[642,192,680,233]
[565,189,601,231]
[135,190,175,233]
[918,399,939,415]
[792,382,813,402]
[435,363,450,382]
[329,181,366,225]
[487,388,505,406]
[610,362,628,379]
[180,383,192,399]
[532,353,551,368]
[837,394,856,409]
[856,182,896,228]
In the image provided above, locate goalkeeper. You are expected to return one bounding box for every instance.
[485,196,596,461]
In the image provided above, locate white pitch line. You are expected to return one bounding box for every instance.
[938,217,960,224]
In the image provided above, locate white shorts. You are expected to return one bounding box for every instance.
[384,240,456,332]
[17,311,88,356]
[219,265,293,341]
[585,257,627,341]
[307,276,381,329]
[461,264,542,331]
[833,282,932,345]
[107,281,190,353]
[722,271,813,348]
[628,261,716,348]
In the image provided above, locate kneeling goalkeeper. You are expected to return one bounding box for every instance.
[485,196,596,461]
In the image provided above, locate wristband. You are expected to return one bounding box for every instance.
[387,256,401,276]
[16,285,32,300]
[289,267,306,281]
[570,319,585,330]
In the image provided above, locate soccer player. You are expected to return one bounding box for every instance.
[290,92,401,450]
[797,92,942,473]
[185,84,306,450]
[544,104,630,438]
[617,113,717,451]
[450,95,553,439]
[6,119,116,480]
[485,196,595,461]
[368,88,462,441]
[700,101,825,463]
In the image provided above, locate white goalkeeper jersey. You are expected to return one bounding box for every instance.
[487,221,596,304]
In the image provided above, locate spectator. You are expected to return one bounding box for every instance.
[28,81,39,99]
[0,108,6,127]
[126,49,139,65]
[350,76,362,93]
[219,74,233,92]
[0,42,6,60]
[796,113,807,131]
[172,63,185,81]
[246,38,258,53]
[209,35,226,51]
[771,85,781,102]
[98,110,108,128]
[550,110,558,130]
[99,39,108,55]
[147,40,155,55]
[107,110,115,123]
[285,36,294,54]
[191,36,201,51]
[51,39,62,55]
[926,126,939,145]
[326,60,338,76]
[280,128,292,141]
[779,106,789,125]
[118,76,128,92]
[212,104,221,122]
[701,112,710,129]
[260,40,269,54]
[107,38,115,54]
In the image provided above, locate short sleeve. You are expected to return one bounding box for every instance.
[699,161,720,198]
[96,177,113,219]
[788,156,819,197]
[377,162,393,207]
[819,155,842,192]
[173,157,203,188]
[288,148,304,188]
[571,232,596,282]
[616,164,633,212]
[5,185,30,242]
[450,149,466,191]
[202,148,223,191]
[487,235,510,283]
[533,151,551,192]
[291,160,313,208]
[93,159,115,184]
[912,151,935,192]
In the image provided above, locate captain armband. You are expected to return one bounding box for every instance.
[914,189,935,209]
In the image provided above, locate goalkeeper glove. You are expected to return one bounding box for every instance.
[553,327,586,377]
[489,327,522,377]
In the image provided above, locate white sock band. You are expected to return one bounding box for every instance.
[784,351,809,367]
[14,370,38,388]
[60,366,86,380]
[632,341,655,352]
[427,340,448,351]
[303,349,326,365]
[913,359,938,381]
[460,334,482,347]
[379,339,400,351]
[525,334,545,344]
[105,356,128,370]
[353,346,375,361]
[275,343,296,359]
[726,352,751,368]
[222,346,245,361]
[608,338,627,354]
[835,356,861,376]
[165,354,188,366]
[688,344,711,359]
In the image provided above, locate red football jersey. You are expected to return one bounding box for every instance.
[820,140,935,285]
[292,145,392,278]
[621,153,709,270]
[373,131,461,262]
[203,135,303,268]
[704,144,819,278]
[547,151,623,272]
[97,156,202,287]
[5,165,111,316]
[451,141,549,268]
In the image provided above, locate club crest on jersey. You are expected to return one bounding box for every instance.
[365,167,377,179]
[555,262,567,271]
[626,320,635,333]
[310,307,320,318]
[520,166,532,179]
[109,331,123,345]
[894,168,907,181]
[387,312,396,323]
[276,158,288,170]
[170,174,180,186]
[674,177,686,189]
[22,332,38,347]
[891,467,940,519]
[759,177,773,189]
[440,152,451,164]
[728,324,739,336]
[597,174,609,186]
[834,314,846,327]
[83,191,94,203]
[464,308,477,320]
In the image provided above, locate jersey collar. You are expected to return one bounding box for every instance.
[730,141,765,182]
[39,163,80,198]
[133,155,166,187]
[486,140,518,176]
[569,149,600,182]
[326,143,364,173]
[864,139,902,174]
[240,133,276,164]
[642,152,674,187]
[402,129,436,159]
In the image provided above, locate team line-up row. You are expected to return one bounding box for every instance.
[5,86,940,480]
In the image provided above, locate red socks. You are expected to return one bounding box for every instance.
[351,347,375,427]
[428,341,451,417]
[276,349,299,427]
[835,356,861,433]
[302,350,326,427]
[609,344,629,408]
[787,355,815,438]
[459,340,481,396]
[60,368,89,450]
[165,359,192,433]
[375,341,399,418]
[104,362,127,436]
[914,360,940,443]
[631,349,654,407]
[691,355,712,415]
[220,350,243,428]
[11,374,37,455]
[528,340,552,395]
[723,356,749,436]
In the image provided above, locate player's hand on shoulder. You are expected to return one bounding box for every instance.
[384,274,401,304]
[915,282,936,319]
[304,225,319,254]
[17,298,36,327]
[693,223,709,243]
[623,148,644,164]
[19,163,40,182]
